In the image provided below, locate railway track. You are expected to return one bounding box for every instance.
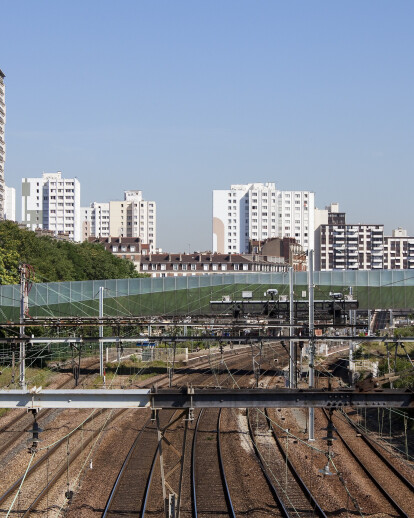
[324,408,414,518]
[0,408,124,516]
[101,351,281,518]
[191,408,235,517]
[0,344,286,517]
[247,407,327,518]
[102,411,175,517]
[0,359,100,459]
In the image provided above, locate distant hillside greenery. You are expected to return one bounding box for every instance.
[0,221,146,284]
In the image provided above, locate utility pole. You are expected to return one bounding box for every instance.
[308,250,315,441]
[289,267,295,388]
[19,264,30,390]
[99,287,104,377]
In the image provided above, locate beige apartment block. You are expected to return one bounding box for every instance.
[109,190,156,252]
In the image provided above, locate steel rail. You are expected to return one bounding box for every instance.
[0,409,125,517]
[0,408,106,506]
[0,365,100,457]
[191,408,236,518]
[340,409,414,493]
[322,409,410,518]
[21,412,126,518]
[140,410,182,518]
[264,409,328,518]
[216,409,237,518]
[191,410,201,517]
[102,415,152,517]
[246,408,290,518]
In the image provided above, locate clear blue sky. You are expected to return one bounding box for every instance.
[1,1,413,251]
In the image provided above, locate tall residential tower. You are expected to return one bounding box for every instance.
[0,69,6,219]
[213,183,314,254]
[21,172,81,241]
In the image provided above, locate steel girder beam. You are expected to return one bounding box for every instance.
[0,388,412,410]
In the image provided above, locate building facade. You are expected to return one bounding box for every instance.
[109,190,156,251]
[316,203,385,270]
[0,70,6,220]
[4,185,15,220]
[21,172,81,241]
[383,228,414,270]
[213,183,314,254]
[81,202,110,241]
[249,237,307,271]
[88,236,146,270]
[139,252,287,277]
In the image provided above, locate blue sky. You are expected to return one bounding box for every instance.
[1,1,413,251]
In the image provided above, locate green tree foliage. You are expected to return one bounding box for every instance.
[0,248,20,284]
[394,326,414,338]
[0,221,146,283]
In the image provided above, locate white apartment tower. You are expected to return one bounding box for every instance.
[21,172,81,241]
[81,202,110,241]
[0,70,6,219]
[109,190,156,251]
[213,183,314,254]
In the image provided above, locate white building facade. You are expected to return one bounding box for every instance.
[213,183,314,254]
[4,185,15,220]
[383,228,414,270]
[0,70,6,219]
[81,202,110,241]
[21,172,81,241]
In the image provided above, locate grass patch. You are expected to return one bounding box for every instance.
[0,366,55,389]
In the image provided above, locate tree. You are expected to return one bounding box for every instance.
[0,221,147,284]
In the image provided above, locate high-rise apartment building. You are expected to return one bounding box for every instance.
[81,202,110,241]
[21,172,81,241]
[316,203,384,270]
[0,69,6,219]
[109,190,156,252]
[82,191,157,251]
[213,183,314,254]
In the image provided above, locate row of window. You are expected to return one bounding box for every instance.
[142,263,251,271]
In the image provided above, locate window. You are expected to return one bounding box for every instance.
[112,246,118,252]
[212,264,218,271]
[142,264,148,270]
[173,264,178,271]
[161,264,166,270]
[182,264,188,270]
[234,264,239,270]
[191,264,197,271]
[221,264,227,270]
[203,264,209,271]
